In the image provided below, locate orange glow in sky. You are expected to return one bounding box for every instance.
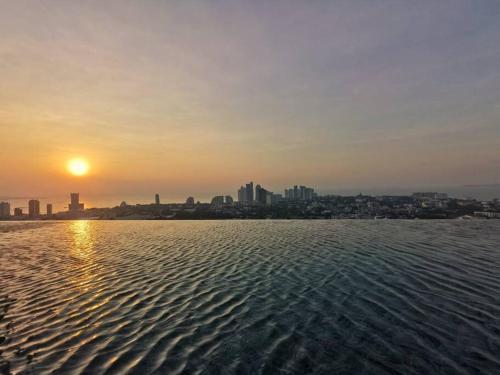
[1,2,499,201]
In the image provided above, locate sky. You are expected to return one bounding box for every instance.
[1,0,500,204]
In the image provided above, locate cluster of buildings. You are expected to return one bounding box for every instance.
[200,189,500,220]
[1,188,499,221]
[306,193,500,219]
[412,192,448,200]
[237,182,254,203]
[0,200,52,219]
[237,181,278,205]
[210,195,233,206]
[235,182,315,206]
[0,193,84,220]
[284,185,316,201]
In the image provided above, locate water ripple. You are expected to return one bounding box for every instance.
[1,220,500,374]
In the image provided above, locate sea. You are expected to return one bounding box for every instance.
[1,220,499,374]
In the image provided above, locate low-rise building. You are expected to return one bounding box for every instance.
[211,196,224,206]
[474,211,500,218]
[186,196,195,206]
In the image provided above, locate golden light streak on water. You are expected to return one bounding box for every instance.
[69,221,97,293]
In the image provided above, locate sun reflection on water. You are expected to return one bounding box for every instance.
[70,220,95,258]
[69,220,97,292]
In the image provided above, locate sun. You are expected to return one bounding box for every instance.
[67,159,90,176]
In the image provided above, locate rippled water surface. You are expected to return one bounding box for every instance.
[1,220,500,374]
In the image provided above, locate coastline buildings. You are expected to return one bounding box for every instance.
[239,181,312,206]
[0,185,497,221]
[246,182,254,202]
[255,184,273,205]
[0,201,10,219]
[155,193,160,205]
[2,201,54,219]
[69,193,84,212]
[474,211,500,219]
[237,187,244,202]
[210,195,234,206]
[28,199,40,218]
[412,192,448,200]
[0,189,498,220]
[272,194,283,204]
[239,181,269,204]
[186,196,195,207]
[238,182,254,203]
[255,185,265,204]
[211,196,224,206]
[284,185,315,201]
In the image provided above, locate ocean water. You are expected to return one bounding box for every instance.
[1,220,499,374]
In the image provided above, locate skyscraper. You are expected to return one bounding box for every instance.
[0,201,10,219]
[238,186,245,202]
[46,204,53,216]
[305,188,314,200]
[225,195,233,205]
[69,193,84,211]
[238,182,255,203]
[300,186,306,200]
[255,185,272,205]
[28,200,40,218]
[255,184,266,204]
[266,191,273,205]
[155,193,160,205]
[246,182,254,202]
[285,185,315,200]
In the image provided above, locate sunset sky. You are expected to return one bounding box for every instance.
[1,1,500,203]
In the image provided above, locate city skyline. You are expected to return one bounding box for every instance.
[1,1,499,200]
[2,186,499,221]
[1,180,499,218]
[1,181,317,215]
[2,182,500,214]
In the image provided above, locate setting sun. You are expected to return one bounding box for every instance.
[67,159,89,176]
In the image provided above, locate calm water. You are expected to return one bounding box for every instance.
[1,220,499,374]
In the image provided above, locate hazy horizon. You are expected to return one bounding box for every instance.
[1,1,499,198]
